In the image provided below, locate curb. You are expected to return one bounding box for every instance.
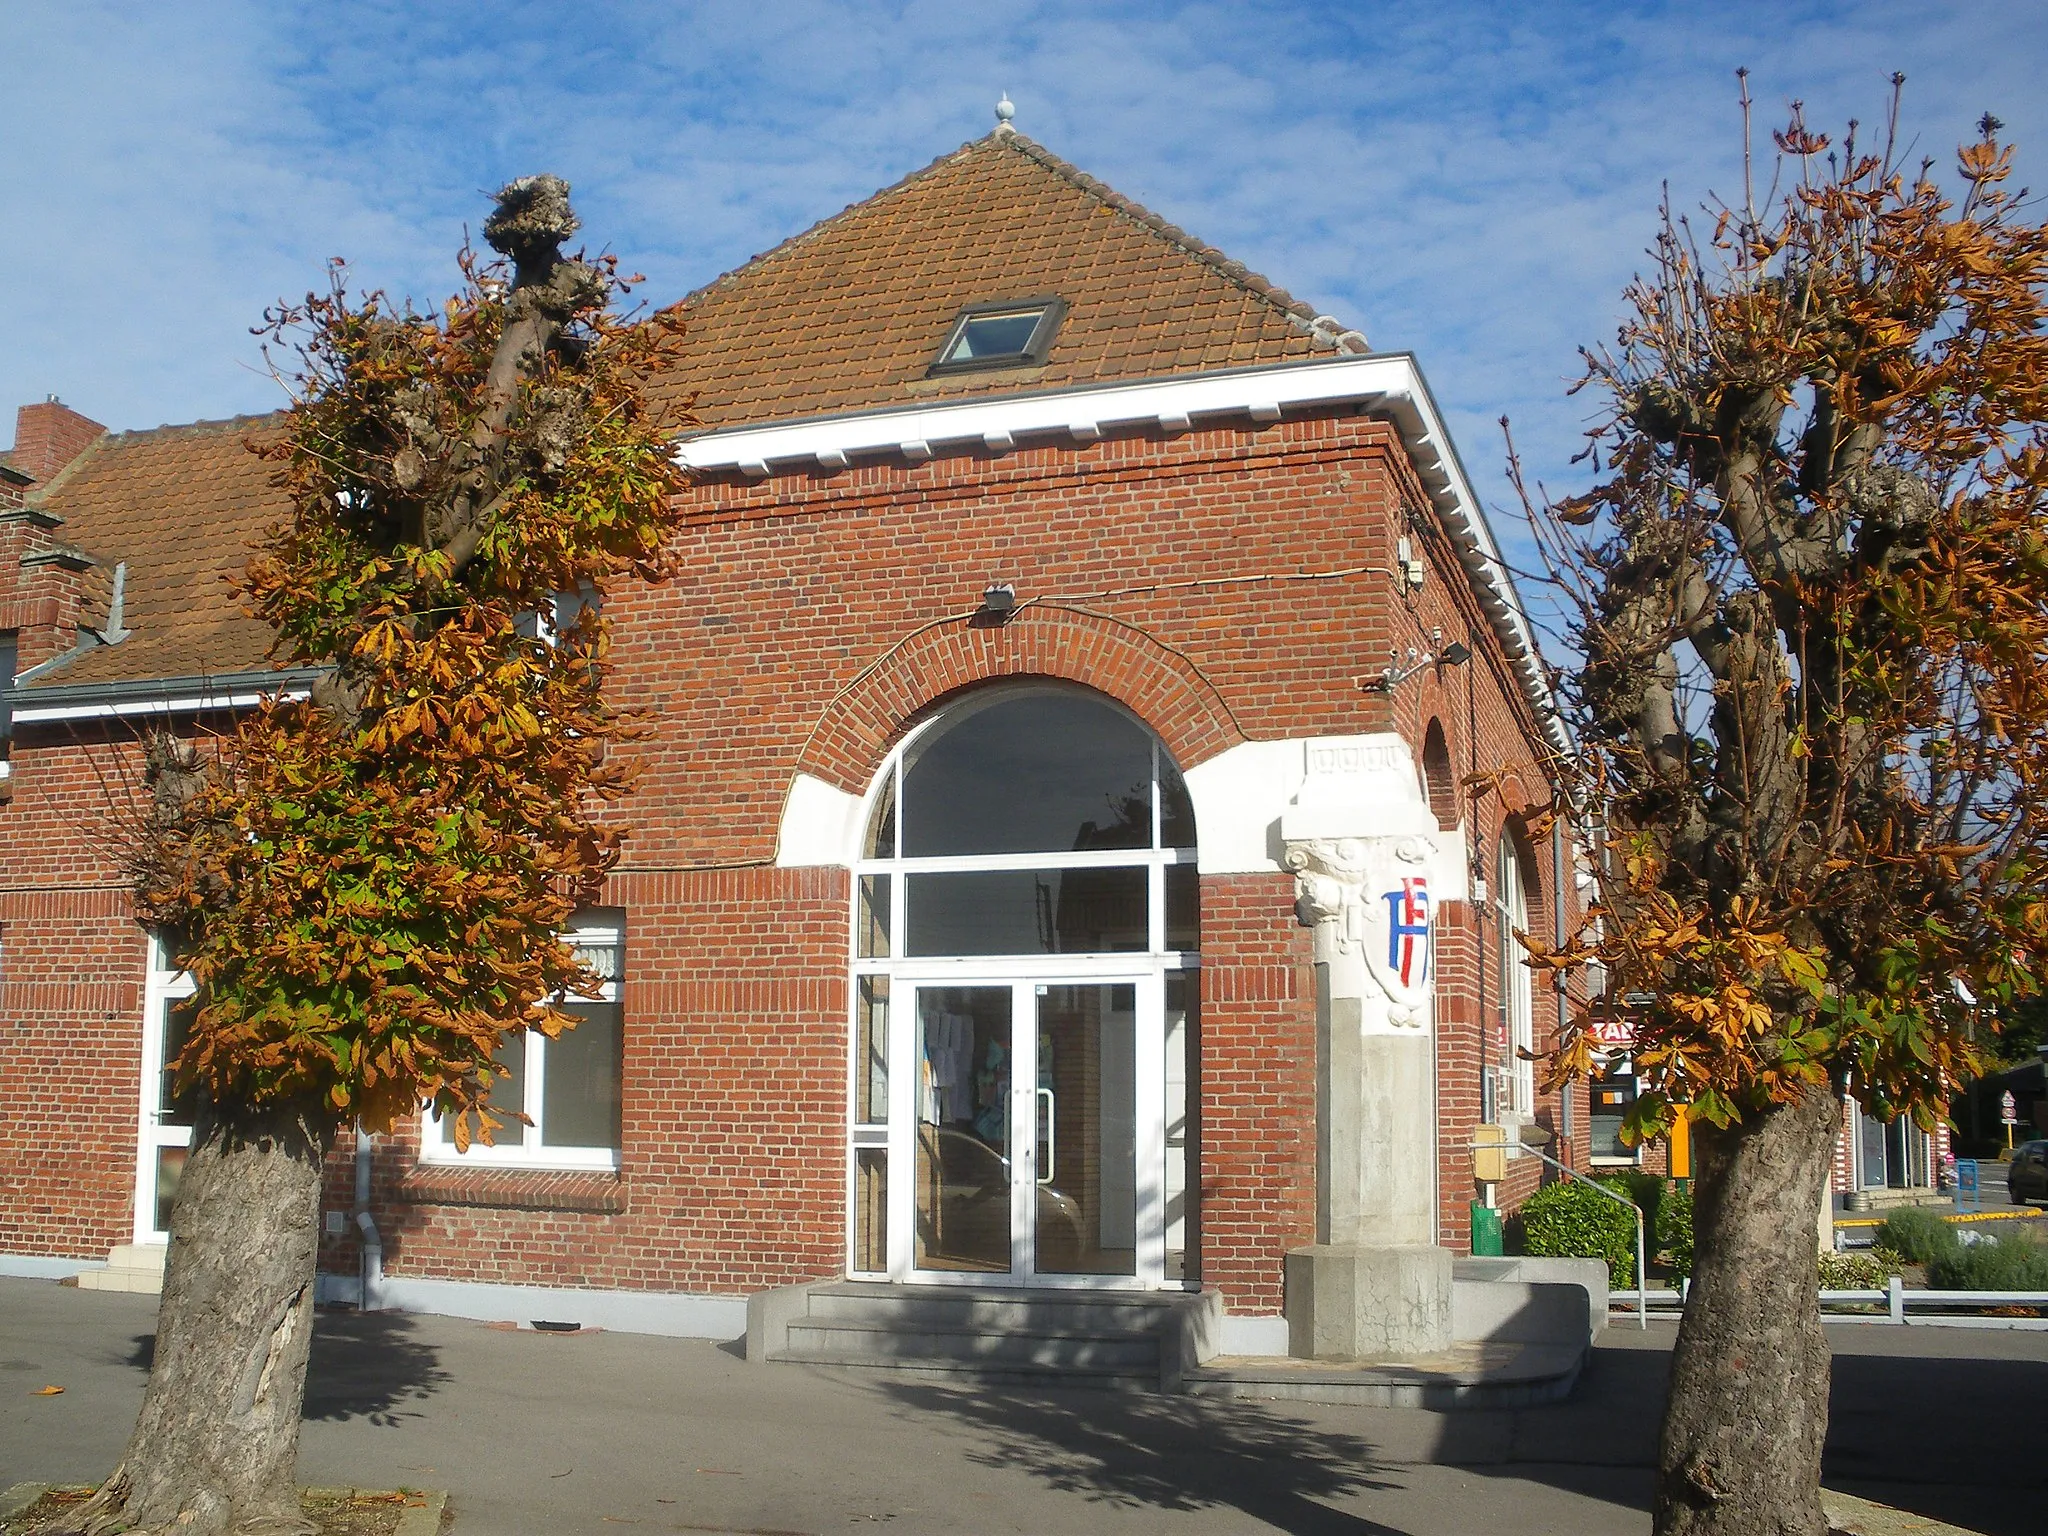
[1823,1486,1986,1535]
[1,1484,448,1533]
[304,1486,449,1534]
[397,1489,448,1534]
[0,1484,51,1522]
[1835,1208,2042,1228]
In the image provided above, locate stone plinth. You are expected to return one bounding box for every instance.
[1285,1242,1453,1358]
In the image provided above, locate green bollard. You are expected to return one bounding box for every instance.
[1470,1201,1504,1256]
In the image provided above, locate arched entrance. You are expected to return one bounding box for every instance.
[847,683,1198,1289]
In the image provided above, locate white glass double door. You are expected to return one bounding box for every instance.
[883,969,1168,1287]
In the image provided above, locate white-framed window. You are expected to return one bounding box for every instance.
[421,913,624,1170]
[136,939,197,1242]
[1496,833,1534,1120]
[927,298,1067,375]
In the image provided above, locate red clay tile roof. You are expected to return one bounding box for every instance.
[20,416,287,689]
[21,131,1344,691]
[646,130,1327,431]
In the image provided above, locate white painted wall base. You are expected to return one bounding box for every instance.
[0,1253,109,1280]
[1215,1313,1291,1357]
[315,1271,749,1341]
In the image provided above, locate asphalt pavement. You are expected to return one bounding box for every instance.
[4,1278,2045,1535]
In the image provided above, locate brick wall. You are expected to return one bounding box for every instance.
[3,405,1573,1309]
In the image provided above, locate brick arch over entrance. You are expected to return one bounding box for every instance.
[797,604,1248,794]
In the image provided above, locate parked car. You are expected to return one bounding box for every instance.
[2007,1141,2048,1206]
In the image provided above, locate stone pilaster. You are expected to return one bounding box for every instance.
[1280,736,1454,1358]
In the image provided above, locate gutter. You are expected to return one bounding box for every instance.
[11,666,325,724]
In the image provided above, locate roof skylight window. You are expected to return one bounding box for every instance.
[928,297,1066,375]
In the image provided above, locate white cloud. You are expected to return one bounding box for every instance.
[4,0,2040,600]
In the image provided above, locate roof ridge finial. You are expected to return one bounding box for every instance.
[994,92,1016,136]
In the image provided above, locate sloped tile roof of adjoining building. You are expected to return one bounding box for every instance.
[644,129,1336,433]
[19,415,287,689]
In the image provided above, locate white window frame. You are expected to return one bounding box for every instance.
[135,939,196,1243]
[846,683,1198,1288]
[1497,834,1535,1122]
[419,917,624,1171]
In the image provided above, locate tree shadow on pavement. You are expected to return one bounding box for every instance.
[868,1380,1407,1535]
[1825,1349,2048,1536]
[122,1310,449,1429]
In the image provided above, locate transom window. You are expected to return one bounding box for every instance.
[856,687,1198,960]
[928,298,1066,375]
[423,913,624,1169]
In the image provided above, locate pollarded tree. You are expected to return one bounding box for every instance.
[1529,80,2048,1535]
[61,178,686,1536]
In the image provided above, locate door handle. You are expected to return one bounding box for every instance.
[1037,1087,1056,1185]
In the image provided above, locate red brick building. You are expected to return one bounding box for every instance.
[2,126,1597,1352]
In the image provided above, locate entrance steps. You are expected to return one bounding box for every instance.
[73,1243,165,1295]
[750,1281,1219,1391]
[750,1261,1603,1406]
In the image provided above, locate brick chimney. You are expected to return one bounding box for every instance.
[10,397,105,487]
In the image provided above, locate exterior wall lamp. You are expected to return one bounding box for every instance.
[971,582,1019,627]
[1358,630,1472,693]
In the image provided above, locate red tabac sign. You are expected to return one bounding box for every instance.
[1587,1016,1637,1049]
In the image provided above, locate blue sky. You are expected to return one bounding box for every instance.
[4,0,2043,588]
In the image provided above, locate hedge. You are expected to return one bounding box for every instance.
[1657,1178,1695,1280]
[1927,1235,2048,1291]
[1819,1248,1905,1289]
[1520,1178,1639,1285]
[1875,1207,1959,1267]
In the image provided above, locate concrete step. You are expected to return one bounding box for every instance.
[74,1243,166,1295]
[770,1350,1159,1391]
[785,1316,1163,1369]
[759,1281,1201,1391]
[1184,1340,1586,1409]
[805,1281,1181,1334]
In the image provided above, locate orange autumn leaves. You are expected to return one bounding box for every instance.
[1537,100,2048,1148]
[136,245,687,1147]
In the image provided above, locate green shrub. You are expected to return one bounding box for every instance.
[1875,1206,1959,1266]
[1819,1249,1903,1289]
[1593,1170,1660,1226]
[1927,1235,2048,1291]
[1657,1178,1695,1280]
[1521,1178,1639,1285]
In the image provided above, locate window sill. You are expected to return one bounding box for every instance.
[396,1165,626,1215]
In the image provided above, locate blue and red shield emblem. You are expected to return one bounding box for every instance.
[1381,876,1430,989]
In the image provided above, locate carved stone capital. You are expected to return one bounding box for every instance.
[1284,833,1436,1031]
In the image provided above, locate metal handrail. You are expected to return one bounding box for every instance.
[1472,1138,1648,1329]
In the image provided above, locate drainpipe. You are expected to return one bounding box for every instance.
[353,1128,383,1312]
[1553,816,1572,1145]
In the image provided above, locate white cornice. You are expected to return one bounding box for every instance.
[12,684,311,725]
[674,354,1568,756]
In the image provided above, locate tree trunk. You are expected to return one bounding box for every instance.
[62,1098,336,1536]
[1656,1083,1840,1535]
